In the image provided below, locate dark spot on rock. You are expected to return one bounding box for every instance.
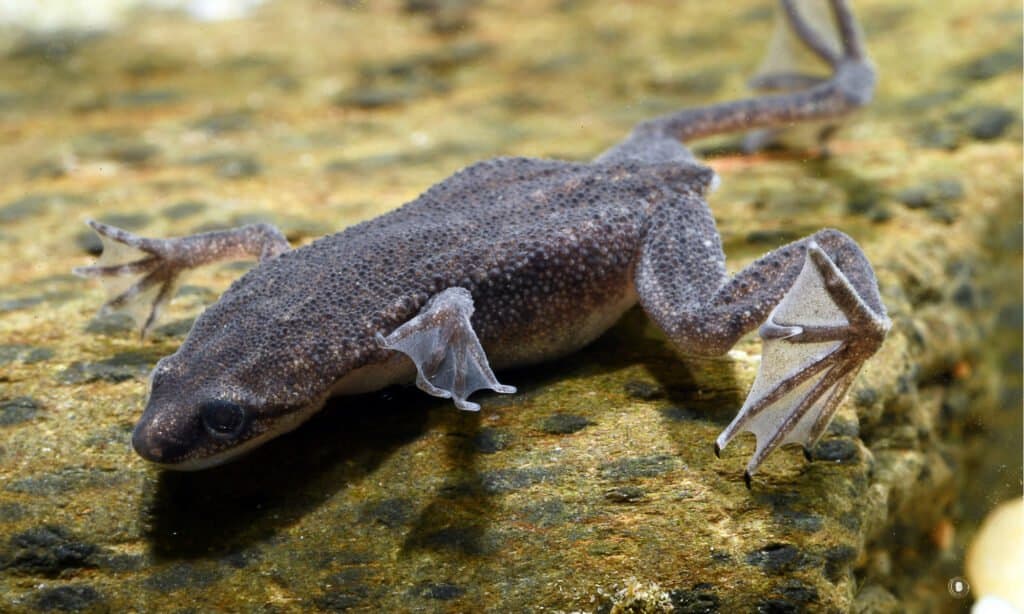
[604,486,645,503]
[0,502,25,522]
[1,525,98,577]
[826,418,859,438]
[0,396,40,426]
[161,200,208,220]
[73,132,161,167]
[406,526,487,555]
[5,467,130,496]
[479,466,560,494]
[192,110,253,134]
[824,545,858,582]
[186,153,263,179]
[98,212,152,230]
[914,120,961,150]
[668,583,720,613]
[0,192,89,223]
[412,581,464,601]
[521,499,577,526]
[598,455,677,481]
[334,87,415,109]
[623,379,666,400]
[646,70,723,97]
[774,580,818,605]
[901,89,962,112]
[74,230,103,256]
[359,497,414,527]
[958,105,1016,140]
[746,543,806,575]
[115,89,182,107]
[0,345,54,366]
[315,589,367,612]
[143,561,222,591]
[659,405,701,421]
[153,318,196,339]
[775,511,823,534]
[8,33,95,63]
[471,427,511,453]
[34,584,103,612]
[97,553,146,573]
[896,178,964,210]
[84,312,135,336]
[58,349,160,384]
[755,599,798,614]
[854,387,878,408]
[222,548,261,569]
[952,282,978,309]
[954,48,1022,81]
[27,158,67,180]
[540,412,592,434]
[810,438,859,463]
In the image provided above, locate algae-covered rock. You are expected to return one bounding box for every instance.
[0,0,1019,612]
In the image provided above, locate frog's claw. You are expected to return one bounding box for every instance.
[715,243,889,478]
[375,287,516,411]
[73,220,184,339]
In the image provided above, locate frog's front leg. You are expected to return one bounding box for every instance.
[74,220,290,337]
[636,198,889,485]
[375,287,516,411]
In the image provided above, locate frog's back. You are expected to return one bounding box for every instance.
[182,156,714,396]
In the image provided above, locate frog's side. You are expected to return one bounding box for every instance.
[76,0,891,482]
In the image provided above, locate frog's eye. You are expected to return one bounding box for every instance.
[199,400,248,438]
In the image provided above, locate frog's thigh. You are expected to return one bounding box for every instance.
[375,287,516,411]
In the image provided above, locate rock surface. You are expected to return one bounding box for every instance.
[0,0,1020,612]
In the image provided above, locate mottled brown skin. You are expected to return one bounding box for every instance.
[77,0,890,478]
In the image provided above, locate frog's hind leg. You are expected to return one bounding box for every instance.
[375,287,516,411]
[74,220,290,338]
[613,0,873,151]
[635,199,889,484]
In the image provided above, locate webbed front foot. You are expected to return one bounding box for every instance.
[715,243,890,483]
[375,287,516,411]
[74,219,290,338]
[73,220,190,338]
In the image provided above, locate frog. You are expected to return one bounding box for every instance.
[74,0,890,486]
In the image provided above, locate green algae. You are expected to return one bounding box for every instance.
[0,0,1021,612]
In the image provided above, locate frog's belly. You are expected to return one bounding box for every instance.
[330,282,638,397]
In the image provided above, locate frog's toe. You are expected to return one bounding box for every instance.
[376,287,516,411]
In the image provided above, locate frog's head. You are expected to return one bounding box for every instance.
[129,274,340,470]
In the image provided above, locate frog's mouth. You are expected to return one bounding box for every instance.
[131,395,329,471]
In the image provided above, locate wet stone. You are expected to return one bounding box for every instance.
[57,349,160,385]
[0,192,89,223]
[668,583,721,613]
[33,584,103,612]
[479,466,560,494]
[143,562,222,592]
[540,412,592,435]
[471,427,511,453]
[957,105,1016,140]
[953,47,1022,81]
[411,581,465,601]
[186,153,263,179]
[191,110,253,134]
[0,344,54,365]
[0,396,41,426]
[161,200,208,220]
[811,438,859,463]
[745,543,808,575]
[1,525,98,577]
[521,499,578,527]
[84,312,135,336]
[358,497,415,527]
[598,455,677,481]
[623,379,666,400]
[604,486,645,503]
